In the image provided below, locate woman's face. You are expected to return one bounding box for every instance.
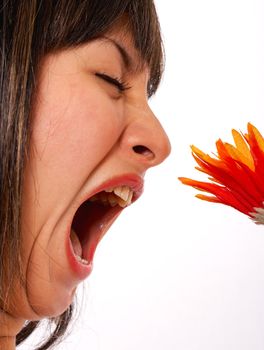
[14,28,170,320]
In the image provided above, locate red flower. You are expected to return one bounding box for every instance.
[179,123,264,224]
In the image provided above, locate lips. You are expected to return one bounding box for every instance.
[67,174,143,279]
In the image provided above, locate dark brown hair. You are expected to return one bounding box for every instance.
[0,0,164,348]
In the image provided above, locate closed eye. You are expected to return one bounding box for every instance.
[95,72,131,93]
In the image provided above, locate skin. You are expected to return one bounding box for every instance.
[0,26,171,347]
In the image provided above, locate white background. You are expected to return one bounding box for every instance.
[21,1,264,349]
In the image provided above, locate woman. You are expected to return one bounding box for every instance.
[0,1,171,349]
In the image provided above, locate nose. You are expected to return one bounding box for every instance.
[119,104,171,170]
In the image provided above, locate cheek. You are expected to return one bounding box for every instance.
[25,89,125,219]
[21,91,125,318]
[32,90,124,179]
[22,89,125,245]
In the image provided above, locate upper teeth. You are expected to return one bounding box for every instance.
[90,186,134,208]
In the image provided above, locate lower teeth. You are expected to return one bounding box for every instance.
[75,254,89,265]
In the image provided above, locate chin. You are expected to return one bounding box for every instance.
[26,283,76,319]
[24,252,79,319]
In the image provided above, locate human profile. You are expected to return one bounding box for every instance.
[0,1,171,349]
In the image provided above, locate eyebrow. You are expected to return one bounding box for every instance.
[101,36,142,72]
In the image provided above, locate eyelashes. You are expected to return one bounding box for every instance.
[95,72,131,93]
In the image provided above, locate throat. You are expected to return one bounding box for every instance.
[0,337,16,350]
[0,309,25,347]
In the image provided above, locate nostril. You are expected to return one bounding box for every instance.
[132,145,155,160]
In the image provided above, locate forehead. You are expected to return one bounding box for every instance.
[102,14,163,97]
[103,18,148,74]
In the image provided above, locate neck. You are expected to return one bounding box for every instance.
[0,337,16,349]
[0,310,25,349]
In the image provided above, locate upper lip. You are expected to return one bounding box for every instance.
[75,173,144,210]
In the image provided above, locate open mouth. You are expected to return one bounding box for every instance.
[69,185,134,266]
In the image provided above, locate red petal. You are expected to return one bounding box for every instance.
[178,177,252,214]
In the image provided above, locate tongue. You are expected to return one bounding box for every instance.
[70,229,83,257]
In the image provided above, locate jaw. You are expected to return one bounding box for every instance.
[15,175,144,319]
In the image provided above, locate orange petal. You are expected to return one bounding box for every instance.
[226,129,255,171]
[216,139,231,161]
[232,129,253,161]
[195,194,220,202]
[248,123,264,153]
[190,147,219,168]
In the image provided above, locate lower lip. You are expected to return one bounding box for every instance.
[66,234,93,280]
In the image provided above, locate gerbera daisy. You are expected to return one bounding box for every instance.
[179,123,264,224]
